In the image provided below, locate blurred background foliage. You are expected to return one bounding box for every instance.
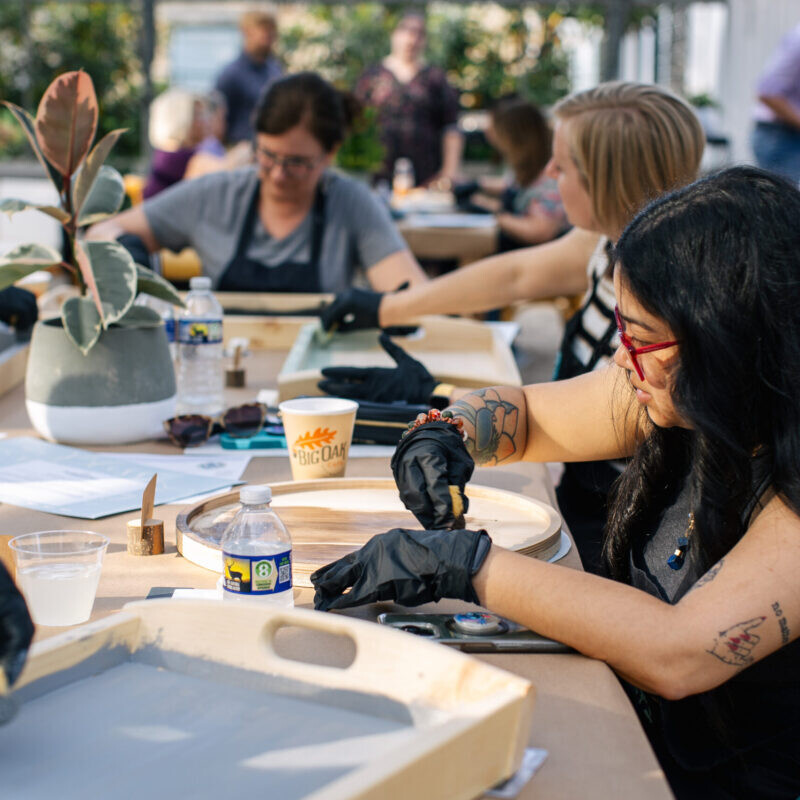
[0,1,657,165]
[0,1,144,167]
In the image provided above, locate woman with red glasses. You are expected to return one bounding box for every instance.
[313,167,800,798]
[89,73,427,295]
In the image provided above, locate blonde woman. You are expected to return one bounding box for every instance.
[320,82,705,573]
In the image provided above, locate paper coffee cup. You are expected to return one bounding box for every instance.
[279,398,358,480]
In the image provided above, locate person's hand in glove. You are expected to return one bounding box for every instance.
[318,332,435,403]
[0,287,38,331]
[0,560,34,690]
[312,527,492,611]
[391,420,474,529]
[320,287,384,332]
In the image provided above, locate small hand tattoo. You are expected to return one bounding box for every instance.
[707,616,766,667]
[772,601,791,646]
[688,559,724,593]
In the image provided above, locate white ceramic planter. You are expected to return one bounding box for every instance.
[25,318,176,446]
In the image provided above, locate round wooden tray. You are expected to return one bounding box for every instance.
[176,477,562,587]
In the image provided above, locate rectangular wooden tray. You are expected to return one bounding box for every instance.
[278,316,521,401]
[4,600,534,800]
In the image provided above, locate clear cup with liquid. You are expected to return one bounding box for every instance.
[8,531,109,626]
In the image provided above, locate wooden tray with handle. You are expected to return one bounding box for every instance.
[5,600,535,800]
[277,316,521,402]
[176,477,563,586]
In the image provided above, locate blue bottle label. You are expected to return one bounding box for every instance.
[178,319,222,345]
[222,550,292,594]
[164,318,175,342]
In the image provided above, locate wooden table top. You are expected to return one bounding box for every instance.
[0,349,671,799]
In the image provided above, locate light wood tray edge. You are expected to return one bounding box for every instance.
[15,601,535,800]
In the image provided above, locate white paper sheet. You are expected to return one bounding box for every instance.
[0,438,238,519]
[401,213,497,229]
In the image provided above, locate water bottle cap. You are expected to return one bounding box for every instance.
[239,484,271,505]
[189,276,212,290]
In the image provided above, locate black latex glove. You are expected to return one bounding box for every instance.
[391,421,474,530]
[320,287,383,332]
[0,287,38,331]
[116,232,151,268]
[0,561,34,688]
[312,527,492,611]
[318,332,435,403]
[452,179,480,207]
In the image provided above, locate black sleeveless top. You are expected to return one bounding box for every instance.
[626,470,800,798]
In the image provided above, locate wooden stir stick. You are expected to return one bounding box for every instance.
[127,474,164,556]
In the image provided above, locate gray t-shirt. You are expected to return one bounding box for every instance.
[143,167,407,291]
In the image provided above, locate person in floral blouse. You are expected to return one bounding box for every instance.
[355,12,463,187]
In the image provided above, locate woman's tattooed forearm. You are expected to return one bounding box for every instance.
[448,387,521,466]
[707,616,766,667]
[772,601,791,646]
[687,559,724,593]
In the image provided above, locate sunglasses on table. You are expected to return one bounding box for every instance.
[164,403,270,447]
[614,305,678,382]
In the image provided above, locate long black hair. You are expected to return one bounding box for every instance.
[604,166,800,580]
[254,72,361,153]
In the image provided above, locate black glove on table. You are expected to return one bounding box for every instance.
[0,287,38,331]
[116,232,151,268]
[318,332,435,403]
[312,527,492,611]
[391,421,475,530]
[320,287,383,332]
[0,561,34,689]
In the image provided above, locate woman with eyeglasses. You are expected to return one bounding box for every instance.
[88,72,427,294]
[320,82,705,574]
[313,167,800,799]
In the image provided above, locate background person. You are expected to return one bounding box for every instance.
[142,88,207,200]
[455,98,569,249]
[313,167,800,799]
[751,21,800,185]
[320,82,705,574]
[355,12,463,187]
[89,73,427,294]
[215,8,283,145]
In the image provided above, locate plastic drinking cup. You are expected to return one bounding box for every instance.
[279,397,358,480]
[8,531,109,626]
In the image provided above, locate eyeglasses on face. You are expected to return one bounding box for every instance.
[255,146,323,178]
[614,304,678,382]
[164,403,268,447]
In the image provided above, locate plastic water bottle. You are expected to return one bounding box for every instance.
[220,485,293,607]
[177,276,223,415]
[392,157,415,197]
[135,294,178,361]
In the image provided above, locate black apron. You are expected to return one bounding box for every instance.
[218,179,326,292]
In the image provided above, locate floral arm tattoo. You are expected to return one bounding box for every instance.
[687,559,725,594]
[447,387,525,466]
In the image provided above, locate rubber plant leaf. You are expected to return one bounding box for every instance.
[0,198,70,224]
[61,295,103,355]
[135,264,184,307]
[112,305,162,328]
[76,165,126,227]
[0,243,62,291]
[35,70,97,179]
[72,128,126,221]
[75,240,137,329]
[1,102,63,193]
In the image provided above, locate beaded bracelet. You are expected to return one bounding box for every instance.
[402,408,467,440]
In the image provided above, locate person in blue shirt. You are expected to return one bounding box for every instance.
[215,9,283,145]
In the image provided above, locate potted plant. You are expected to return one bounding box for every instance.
[0,70,183,445]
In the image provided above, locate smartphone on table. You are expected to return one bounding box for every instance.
[377,611,571,653]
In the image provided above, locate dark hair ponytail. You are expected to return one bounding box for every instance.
[254,72,359,152]
[604,166,800,580]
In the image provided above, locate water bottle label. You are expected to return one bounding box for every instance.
[164,318,175,342]
[178,319,222,345]
[222,550,292,594]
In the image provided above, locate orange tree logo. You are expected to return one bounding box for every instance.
[293,427,337,449]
